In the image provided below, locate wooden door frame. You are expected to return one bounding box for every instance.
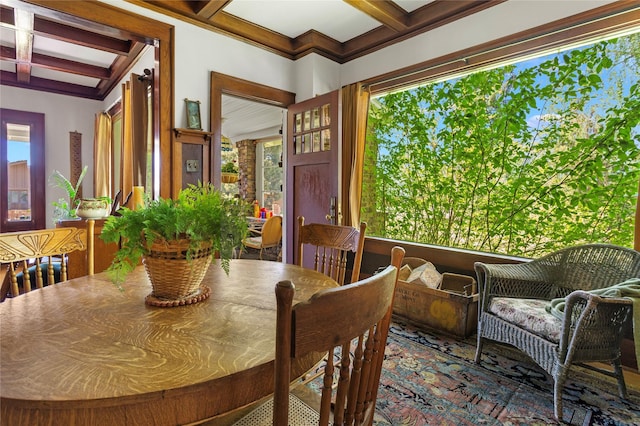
[23,0,174,198]
[209,73,295,259]
[0,109,45,232]
[210,73,295,186]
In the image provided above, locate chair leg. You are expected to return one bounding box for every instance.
[553,363,570,421]
[612,359,628,399]
[553,377,563,421]
[474,333,484,363]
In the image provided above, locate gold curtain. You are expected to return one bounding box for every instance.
[341,82,370,227]
[131,75,149,188]
[121,81,133,201]
[120,74,150,205]
[93,112,112,198]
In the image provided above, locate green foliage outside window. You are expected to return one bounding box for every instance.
[262,140,283,209]
[361,34,640,258]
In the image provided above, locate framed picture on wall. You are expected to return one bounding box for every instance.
[185,98,202,130]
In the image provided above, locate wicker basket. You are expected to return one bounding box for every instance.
[143,239,213,300]
[221,172,238,183]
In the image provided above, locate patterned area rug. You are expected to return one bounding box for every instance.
[371,319,640,426]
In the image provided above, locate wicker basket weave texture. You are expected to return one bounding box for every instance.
[221,172,238,183]
[143,239,213,300]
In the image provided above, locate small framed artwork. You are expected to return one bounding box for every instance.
[185,98,202,130]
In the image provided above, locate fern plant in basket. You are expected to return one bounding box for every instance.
[221,160,239,183]
[100,182,250,304]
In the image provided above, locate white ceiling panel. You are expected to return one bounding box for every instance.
[0,26,16,48]
[0,61,16,73]
[223,0,380,42]
[394,0,433,13]
[30,67,99,87]
[33,35,116,67]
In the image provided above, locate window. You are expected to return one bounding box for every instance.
[258,139,283,214]
[1,109,45,232]
[361,32,640,258]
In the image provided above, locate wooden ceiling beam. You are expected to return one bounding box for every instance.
[129,0,506,63]
[1,45,110,79]
[342,0,505,60]
[96,42,147,96]
[292,30,343,61]
[0,70,99,99]
[132,1,297,58]
[343,0,408,32]
[409,0,499,28]
[34,17,132,55]
[192,0,230,19]
[13,8,33,83]
[210,12,295,58]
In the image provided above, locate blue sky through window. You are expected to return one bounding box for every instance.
[8,140,30,165]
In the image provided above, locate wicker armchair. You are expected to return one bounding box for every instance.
[474,244,640,421]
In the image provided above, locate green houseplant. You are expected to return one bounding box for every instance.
[49,166,87,222]
[101,182,250,299]
[221,160,239,174]
[221,160,239,183]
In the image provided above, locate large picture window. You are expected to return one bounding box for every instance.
[361,33,640,258]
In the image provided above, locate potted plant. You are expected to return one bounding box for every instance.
[49,166,112,222]
[221,160,239,183]
[49,166,87,222]
[100,182,250,304]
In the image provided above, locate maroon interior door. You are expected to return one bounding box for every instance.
[286,90,340,265]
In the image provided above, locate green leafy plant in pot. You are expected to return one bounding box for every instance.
[221,160,239,174]
[100,182,250,304]
[221,160,239,184]
[49,166,87,223]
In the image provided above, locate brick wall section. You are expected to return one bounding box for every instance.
[236,139,256,202]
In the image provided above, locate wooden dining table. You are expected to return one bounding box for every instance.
[0,260,338,426]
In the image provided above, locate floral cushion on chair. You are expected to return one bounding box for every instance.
[489,297,562,343]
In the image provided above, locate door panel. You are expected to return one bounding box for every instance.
[286,90,340,265]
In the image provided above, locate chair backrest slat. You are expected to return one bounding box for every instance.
[297,216,366,285]
[1,224,93,300]
[273,245,405,425]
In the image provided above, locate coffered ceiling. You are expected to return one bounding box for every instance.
[0,0,504,100]
[0,0,150,100]
[130,0,503,62]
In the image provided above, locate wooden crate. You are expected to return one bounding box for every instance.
[393,260,478,338]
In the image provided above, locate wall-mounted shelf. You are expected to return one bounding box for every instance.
[173,128,213,144]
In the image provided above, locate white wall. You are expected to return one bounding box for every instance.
[292,54,340,101]
[0,85,101,226]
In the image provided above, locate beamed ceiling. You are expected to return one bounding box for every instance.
[130,0,504,62]
[0,0,504,100]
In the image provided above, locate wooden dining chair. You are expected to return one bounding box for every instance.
[0,220,94,300]
[241,215,283,260]
[231,245,405,426]
[297,216,366,285]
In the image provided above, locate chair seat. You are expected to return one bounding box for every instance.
[232,390,320,425]
[243,236,263,249]
[489,297,562,343]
